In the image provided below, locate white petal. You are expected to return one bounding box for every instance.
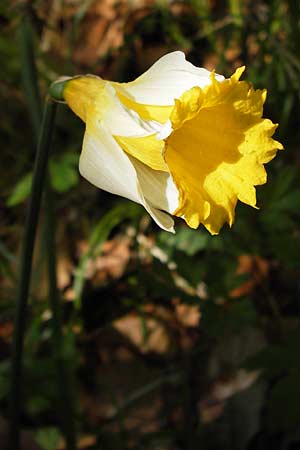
[114,51,224,106]
[157,119,173,140]
[97,84,158,137]
[130,157,179,214]
[144,203,175,232]
[80,120,140,203]
[79,116,175,232]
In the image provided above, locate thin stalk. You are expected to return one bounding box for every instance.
[182,355,197,450]
[229,0,243,27]
[18,9,77,449]
[19,14,42,141]
[8,100,57,450]
[44,185,77,449]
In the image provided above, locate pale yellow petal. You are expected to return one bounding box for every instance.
[63,75,105,122]
[115,92,173,123]
[115,134,168,172]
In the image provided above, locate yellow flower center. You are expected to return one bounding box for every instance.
[165,68,283,234]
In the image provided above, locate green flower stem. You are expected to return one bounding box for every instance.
[44,184,77,450]
[19,14,42,141]
[16,10,77,449]
[8,100,57,450]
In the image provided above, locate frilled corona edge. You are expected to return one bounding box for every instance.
[53,51,283,234]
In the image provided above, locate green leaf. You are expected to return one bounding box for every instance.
[268,371,300,432]
[27,396,51,415]
[49,153,79,193]
[35,427,62,450]
[0,361,10,401]
[73,203,139,308]
[263,166,297,209]
[7,172,32,206]
[158,227,210,258]
[201,298,257,338]
[245,331,300,376]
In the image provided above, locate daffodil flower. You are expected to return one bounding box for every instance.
[51,51,283,234]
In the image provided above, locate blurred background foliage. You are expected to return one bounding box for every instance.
[1,0,300,449]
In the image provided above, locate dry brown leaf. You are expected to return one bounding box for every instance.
[113,312,172,354]
[199,369,260,424]
[211,369,260,401]
[73,0,130,66]
[199,398,225,424]
[229,254,269,298]
[57,253,74,290]
[175,303,201,328]
[58,434,97,450]
[76,235,131,287]
[91,236,131,282]
[0,322,13,341]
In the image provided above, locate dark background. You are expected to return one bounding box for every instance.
[1,0,300,449]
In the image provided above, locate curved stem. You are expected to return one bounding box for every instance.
[8,100,57,450]
[13,10,78,449]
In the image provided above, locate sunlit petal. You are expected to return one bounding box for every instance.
[80,113,176,232]
[113,51,224,106]
[61,54,283,234]
[165,69,283,234]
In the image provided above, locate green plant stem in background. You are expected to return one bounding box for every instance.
[8,100,57,450]
[44,184,77,450]
[19,14,42,142]
[18,9,78,449]
[229,0,243,27]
